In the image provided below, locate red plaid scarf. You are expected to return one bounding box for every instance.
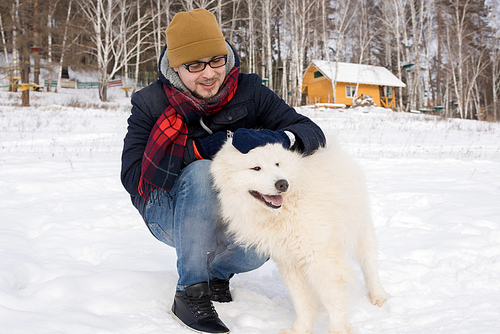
[139,66,239,200]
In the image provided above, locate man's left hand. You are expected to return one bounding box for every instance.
[232,128,291,154]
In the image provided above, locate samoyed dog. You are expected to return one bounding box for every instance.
[210,140,389,334]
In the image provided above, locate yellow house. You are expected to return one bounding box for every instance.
[302,60,406,108]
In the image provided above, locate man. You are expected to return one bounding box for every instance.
[121,8,325,334]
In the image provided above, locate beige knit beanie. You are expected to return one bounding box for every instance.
[166,8,228,68]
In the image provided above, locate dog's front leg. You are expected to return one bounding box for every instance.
[278,265,318,334]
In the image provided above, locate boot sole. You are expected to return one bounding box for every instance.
[211,297,233,303]
[169,310,231,334]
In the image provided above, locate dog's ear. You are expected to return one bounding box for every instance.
[221,137,241,154]
[212,138,241,166]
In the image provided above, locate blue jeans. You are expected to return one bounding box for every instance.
[145,160,268,291]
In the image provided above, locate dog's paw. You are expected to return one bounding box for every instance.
[327,318,353,334]
[369,292,390,306]
[279,330,296,334]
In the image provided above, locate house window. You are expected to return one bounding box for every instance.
[384,86,393,97]
[346,85,357,98]
[314,71,324,78]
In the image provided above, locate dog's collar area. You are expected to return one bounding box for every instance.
[249,190,283,209]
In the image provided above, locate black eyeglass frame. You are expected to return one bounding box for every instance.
[182,56,228,73]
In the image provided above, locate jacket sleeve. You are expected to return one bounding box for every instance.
[121,82,166,197]
[252,75,326,155]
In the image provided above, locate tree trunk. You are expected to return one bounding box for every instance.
[134,0,142,93]
[12,0,21,92]
[46,3,53,92]
[33,0,40,85]
[246,0,256,74]
[0,13,9,78]
[436,1,442,108]
[262,0,273,90]
[21,54,30,107]
[56,0,73,93]
[281,0,289,103]
[423,0,434,109]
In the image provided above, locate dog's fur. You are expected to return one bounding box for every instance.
[210,141,389,334]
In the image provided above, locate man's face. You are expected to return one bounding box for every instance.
[174,56,226,100]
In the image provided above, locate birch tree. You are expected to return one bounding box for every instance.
[79,0,153,101]
[280,0,289,103]
[55,0,75,93]
[181,0,216,11]
[262,0,274,90]
[12,0,21,90]
[245,0,258,74]
[394,1,404,111]
[0,12,8,68]
[134,0,144,93]
[150,0,172,68]
[355,0,371,64]
[287,0,317,105]
[329,0,356,103]
[224,0,241,45]
[444,0,472,118]
[408,0,425,110]
[46,0,55,91]
[492,43,500,121]
[423,0,434,109]
[491,8,500,121]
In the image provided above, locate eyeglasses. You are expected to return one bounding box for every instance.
[182,56,227,73]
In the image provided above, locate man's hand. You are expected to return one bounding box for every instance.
[232,128,291,154]
[194,131,228,159]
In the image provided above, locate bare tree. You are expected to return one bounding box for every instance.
[45,0,56,91]
[245,0,258,74]
[261,0,274,89]
[492,45,500,121]
[78,0,154,101]
[490,1,500,121]
[55,0,75,93]
[491,33,500,121]
[0,12,9,68]
[1,0,499,119]
[12,0,21,90]
[287,0,316,105]
[423,0,434,109]
[329,0,356,103]
[444,0,472,118]
[280,0,289,103]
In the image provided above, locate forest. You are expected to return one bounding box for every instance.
[1,0,499,121]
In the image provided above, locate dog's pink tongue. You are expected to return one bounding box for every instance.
[263,194,283,207]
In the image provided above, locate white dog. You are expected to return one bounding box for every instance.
[210,141,389,334]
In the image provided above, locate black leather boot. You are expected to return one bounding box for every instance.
[209,275,233,303]
[170,282,230,334]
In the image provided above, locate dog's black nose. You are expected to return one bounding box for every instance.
[275,179,289,193]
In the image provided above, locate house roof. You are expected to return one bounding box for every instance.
[308,60,406,87]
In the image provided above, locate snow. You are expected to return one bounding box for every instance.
[1,89,499,334]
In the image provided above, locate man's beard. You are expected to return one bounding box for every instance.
[191,76,222,100]
[192,89,217,101]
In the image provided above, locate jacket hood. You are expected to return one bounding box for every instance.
[158,40,240,92]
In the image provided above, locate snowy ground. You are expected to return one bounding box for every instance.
[1,88,499,334]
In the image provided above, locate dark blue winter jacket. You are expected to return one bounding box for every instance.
[121,44,326,219]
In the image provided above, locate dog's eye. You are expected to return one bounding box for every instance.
[251,166,261,171]
[276,163,280,167]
